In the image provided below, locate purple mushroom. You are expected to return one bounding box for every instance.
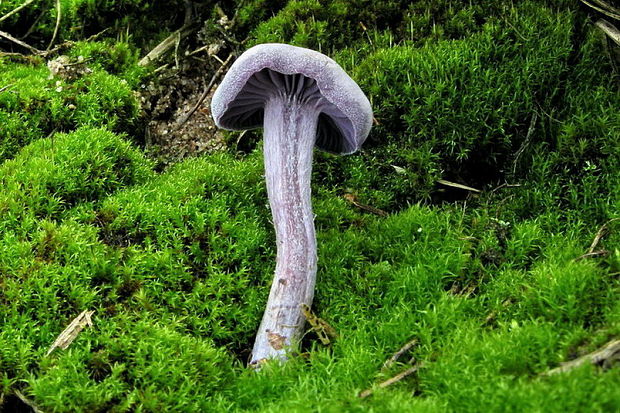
[211,43,372,365]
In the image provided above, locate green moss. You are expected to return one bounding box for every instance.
[67,41,146,87]
[0,56,143,162]
[342,4,573,207]
[0,0,195,50]
[1,0,619,411]
[248,0,412,50]
[0,127,152,233]
[27,317,233,412]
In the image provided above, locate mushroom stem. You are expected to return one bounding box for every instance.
[251,95,320,364]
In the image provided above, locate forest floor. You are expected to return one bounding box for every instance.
[0,0,619,411]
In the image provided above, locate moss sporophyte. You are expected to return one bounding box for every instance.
[211,43,372,365]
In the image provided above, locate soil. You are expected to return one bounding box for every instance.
[139,56,228,166]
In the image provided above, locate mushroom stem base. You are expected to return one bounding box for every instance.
[250,96,319,365]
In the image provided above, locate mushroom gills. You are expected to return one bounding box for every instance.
[219,68,353,153]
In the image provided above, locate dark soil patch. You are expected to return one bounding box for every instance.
[139,56,228,166]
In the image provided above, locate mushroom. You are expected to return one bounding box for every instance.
[211,43,372,365]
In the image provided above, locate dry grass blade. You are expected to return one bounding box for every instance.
[382,338,418,371]
[587,218,619,254]
[581,0,620,20]
[595,19,620,47]
[544,339,620,375]
[0,83,16,93]
[359,363,424,398]
[46,310,94,356]
[437,179,481,193]
[0,0,36,23]
[592,0,620,15]
[139,25,196,66]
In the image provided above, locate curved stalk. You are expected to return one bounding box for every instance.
[250,95,320,365]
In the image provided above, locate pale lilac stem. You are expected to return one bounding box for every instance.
[250,95,320,364]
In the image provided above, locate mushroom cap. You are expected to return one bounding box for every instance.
[211,43,373,155]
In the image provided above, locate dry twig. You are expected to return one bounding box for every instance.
[0,29,42,54]
[580,0,620,21]
[359,363,424,398]
[0,83,16,93]
[488,182,522,194]
[47,0,62,51]
[595,19,620,47]
[512,112,537,175]
[14,390,44,413]
[544,339,620,375]
[587,218,619,254]
[343,193,388,217]
[0,0,36,23]
[572,218,618,261]
[575,250,609,261]
[382,338,418,370]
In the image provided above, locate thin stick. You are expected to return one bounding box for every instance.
[592,0,620,15]
[588,218,619,254]
[359,363,423,398]
[174,30,181,68]
[212,53,225,65]
[595,19,620,47]
[580,0,620,21]
[0,0,36,23]
[574,250,609,261]
[343,193,388,217]
[489,182,522,194]
[46,0,62,51]
[14,390,44,413]
[0,29,43,54]
[382,338,418,370]
[544,339,620,375]
[512,112,537,175]
[174,53,233,130]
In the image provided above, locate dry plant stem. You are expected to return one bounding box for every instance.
[250,96,319,364]
[580,0,620,21]
[359,363,424,398]
[592,0,620,15]
[0,0,36,23]
[46,310,94,356]
[588,218,619,253]
[0,29,42,54]
[544,339,620,375]
[382,338,418,370]
[596,19,620,47]
[47,0,61,51]
[14,390,43,413]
